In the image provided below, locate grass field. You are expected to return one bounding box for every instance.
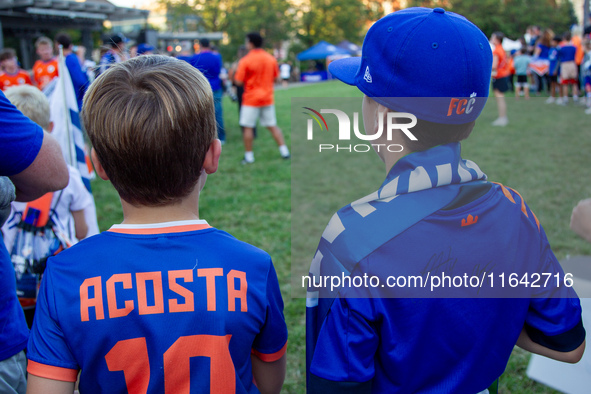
[91,81,591,393]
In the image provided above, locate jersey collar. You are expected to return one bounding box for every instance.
[108,220,211,235]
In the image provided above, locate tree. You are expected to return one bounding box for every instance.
[157,0,293,61]
[405,0,576,39]
[298,0,373,47]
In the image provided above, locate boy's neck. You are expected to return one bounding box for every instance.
[120,187,202,225]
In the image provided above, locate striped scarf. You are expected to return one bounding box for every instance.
[307,142,487,304]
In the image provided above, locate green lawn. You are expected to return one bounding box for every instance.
[91,81,591,393]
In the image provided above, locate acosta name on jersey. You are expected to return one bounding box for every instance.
[79,268,248,322]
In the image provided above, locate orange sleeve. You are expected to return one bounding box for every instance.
[28,360,79,382]
[251,341,287,362]
[234,59,246,83]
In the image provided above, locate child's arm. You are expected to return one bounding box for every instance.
[27,375,74,394]
[251,353,286,394]
[71,209,88,241]
[516,327,585,363]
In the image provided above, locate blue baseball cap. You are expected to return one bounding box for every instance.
[137,43,155,55]
[329,7,493,124]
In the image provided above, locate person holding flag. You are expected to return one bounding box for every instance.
[54,33,89,111]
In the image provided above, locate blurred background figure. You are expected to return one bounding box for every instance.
[0,48,32,91]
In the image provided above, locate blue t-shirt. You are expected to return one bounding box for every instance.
[190,51,223,91]
[0,91,44,361]
[558,44,577,63]
[65,53,89,110]
[306,145,584,393]
[537,43,551,59]
[27,221,288,393]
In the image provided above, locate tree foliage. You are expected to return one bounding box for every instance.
[410,0,577,39]
[157,0,380,61]
[155,0,576,63]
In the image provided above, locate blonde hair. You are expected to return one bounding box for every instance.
[4,85,51,130]
[35,36,53,49]
[82,55,216,206]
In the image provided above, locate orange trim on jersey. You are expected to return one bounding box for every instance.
[506,187,529,218]
[492,182,515,204]
[493,182,540,231]
[251,341,287,362]
[108,224,211,235]
[27,360,78,382]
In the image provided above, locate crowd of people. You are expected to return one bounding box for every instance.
[0,8,590,394]
[1,31,292,165]
[491,19,591,126]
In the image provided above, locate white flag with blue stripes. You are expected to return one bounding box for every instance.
[44,54,93,193]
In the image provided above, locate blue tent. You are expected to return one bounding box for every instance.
[337,40,362,56]
[296,41,350,61]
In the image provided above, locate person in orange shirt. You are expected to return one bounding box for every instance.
[32,37,58,90]
[0,48,33,91]
[491,32,510,126]
[234,32,290,164]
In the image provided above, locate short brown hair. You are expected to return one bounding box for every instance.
[404,119,475,152]
[0,48,16,62]
[82,55,216,206]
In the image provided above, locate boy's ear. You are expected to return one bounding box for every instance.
[203,139,222,175]
[47,121,54,133]
[90,148,109,181]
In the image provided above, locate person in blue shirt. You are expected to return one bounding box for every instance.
[0,91,68,394]
[54,33,89,111]
[557,31,580,105]
[190,38,226,143]
[546,35,562,104]
[306,8,585,393]
[26,55,287,394]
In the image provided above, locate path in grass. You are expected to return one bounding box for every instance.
[92,81,590,393]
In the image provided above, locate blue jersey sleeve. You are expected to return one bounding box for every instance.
[251,260,288,361]
[525,226,585,351]
[0,91,44,176]
[309,297,377,391]
[27,265,80,381]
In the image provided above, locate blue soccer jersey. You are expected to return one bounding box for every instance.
[27,220,287,393]
[306,144,584,393]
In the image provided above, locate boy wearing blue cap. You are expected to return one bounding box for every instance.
[306,7,585,393]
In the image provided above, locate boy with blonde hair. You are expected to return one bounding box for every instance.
[26,55,287,394]
[2,84,91,327]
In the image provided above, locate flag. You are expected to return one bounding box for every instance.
[44,49,100,237]
[44,55,94,191]
[528,57,550,77]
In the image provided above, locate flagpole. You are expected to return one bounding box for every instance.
[58,45,74,167]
